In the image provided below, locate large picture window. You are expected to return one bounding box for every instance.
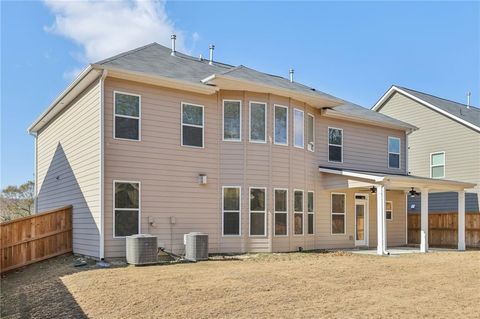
[223,100,241,141]
[388,137,400,169]
[274,189,288,236]
[294,190,304,235]
[181,103,204,147]
[431,152,445,178]
[223,187,241,236]
[114,92,140,140]
[331,193,346,235]
[294,109,304,148]
[114,181,140,237]
[307,191,315,234]
[307,114,314,152]
[274,105,288,145]
[250,188,266,236]
[328,127,343,162]
[249,102,267,143]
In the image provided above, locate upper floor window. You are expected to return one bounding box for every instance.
[274,105,288,145]
[249,102,267,143]
[307,113,314,152]
[223,100,241,141]
[294,109,304,148]
[431,152,445,178]
[114,181,140,237]
[388,137,400,169]
[328,127,343,162]
[181,103,204,148]
[114,92,140,140]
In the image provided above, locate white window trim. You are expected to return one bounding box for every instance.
[181,102,205,148]
[328,127,343,163]
[222,99,242,142]
[388,136,401,169]
[113,180,141,239]
[273,104,288,146]
[222,186,242,237]
[307,113,315,152]
[307,191,315,235]
[274,188,289,237]
[293,109,305,149]
[249,101,267,144]
[249,187,267,237]
[113,91,141,141]
[293,189,304,236]
[386,200,393,221]
[331,192,346,235]
[430,151,446,179]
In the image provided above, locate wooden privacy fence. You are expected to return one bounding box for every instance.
[0,206,72,273]
[408,212,480,248]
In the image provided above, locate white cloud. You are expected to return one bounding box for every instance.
[44,0,190,64]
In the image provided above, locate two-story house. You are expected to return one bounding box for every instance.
[373,86,480,214]
[28,41,474,259]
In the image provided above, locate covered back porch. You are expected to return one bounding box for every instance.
[320,167,476,255]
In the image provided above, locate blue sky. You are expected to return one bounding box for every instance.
[1,1,479,187]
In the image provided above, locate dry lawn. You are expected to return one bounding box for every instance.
[1,251,480,318]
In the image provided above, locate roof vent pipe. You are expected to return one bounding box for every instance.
[289,68,294,83]
[209,44,215,65]
[467,91,471,109]
[170,34,177,56]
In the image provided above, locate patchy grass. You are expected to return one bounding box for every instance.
[1,251,480,318]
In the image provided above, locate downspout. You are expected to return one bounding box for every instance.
[99,69,108,260]
[33,132,38,214]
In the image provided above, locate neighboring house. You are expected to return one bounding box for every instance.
[28,42,474,259]
[373,86,480,214]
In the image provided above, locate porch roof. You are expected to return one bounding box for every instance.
[319,166,476,192]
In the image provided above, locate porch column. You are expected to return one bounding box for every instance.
[458,190,466,251]
[420,188,429,253]
[376,185,386,255]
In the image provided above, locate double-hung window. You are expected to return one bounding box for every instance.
[431,152,445,178]
[331,193,346,235]
[307,191,315,234]
[274,105,288,145]
[307,114,315,152]
[328,128,343,162]
[388,137,401,169]
[223,100,241,141]
[249,102,267,143]
[181,103,204,147]
[386,201,393,221]
[222,187,241,236]
[114,181,140,237]
[274,189,288,236]
[250,188,266,236]
[294,190,304,235]
[114,92,140,140]
[294,109,304,148]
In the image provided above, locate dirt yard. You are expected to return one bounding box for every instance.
[1,251,480,319]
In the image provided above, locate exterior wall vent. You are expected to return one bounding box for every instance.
[126,234,158,265]
[184,232,209,261]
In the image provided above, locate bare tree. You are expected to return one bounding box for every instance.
[0,180,34,222]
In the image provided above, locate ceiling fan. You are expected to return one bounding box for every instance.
[409,187,420,197]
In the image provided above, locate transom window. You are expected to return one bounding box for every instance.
[388,137,401,169]
[181,103,204,148]
[294,190,304,235]
[274,105,288,145]
[114,181,140,237]
[331,193,346,235]
[307,114,314,152]
[294,109,304,148]
[431,152,445,178]
[114,92,140,140]
[386,201,393,221]
[307,191,315,234]
[223,100,241,141]
[328,128,343,162]
[250,188,266,236]
[223,187,241,236]
[274,189,288,236]
[249,102,267,143]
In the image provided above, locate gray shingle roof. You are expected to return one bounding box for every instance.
[397,86,480,128]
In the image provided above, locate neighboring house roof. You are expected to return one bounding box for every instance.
[373,85,480,132]
[28,43,415,134]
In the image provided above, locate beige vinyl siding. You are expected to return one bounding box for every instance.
[36,80,101,258]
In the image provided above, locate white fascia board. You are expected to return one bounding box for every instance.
[318,167,385,182]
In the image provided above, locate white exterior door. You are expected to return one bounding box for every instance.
[355,195,368,246]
